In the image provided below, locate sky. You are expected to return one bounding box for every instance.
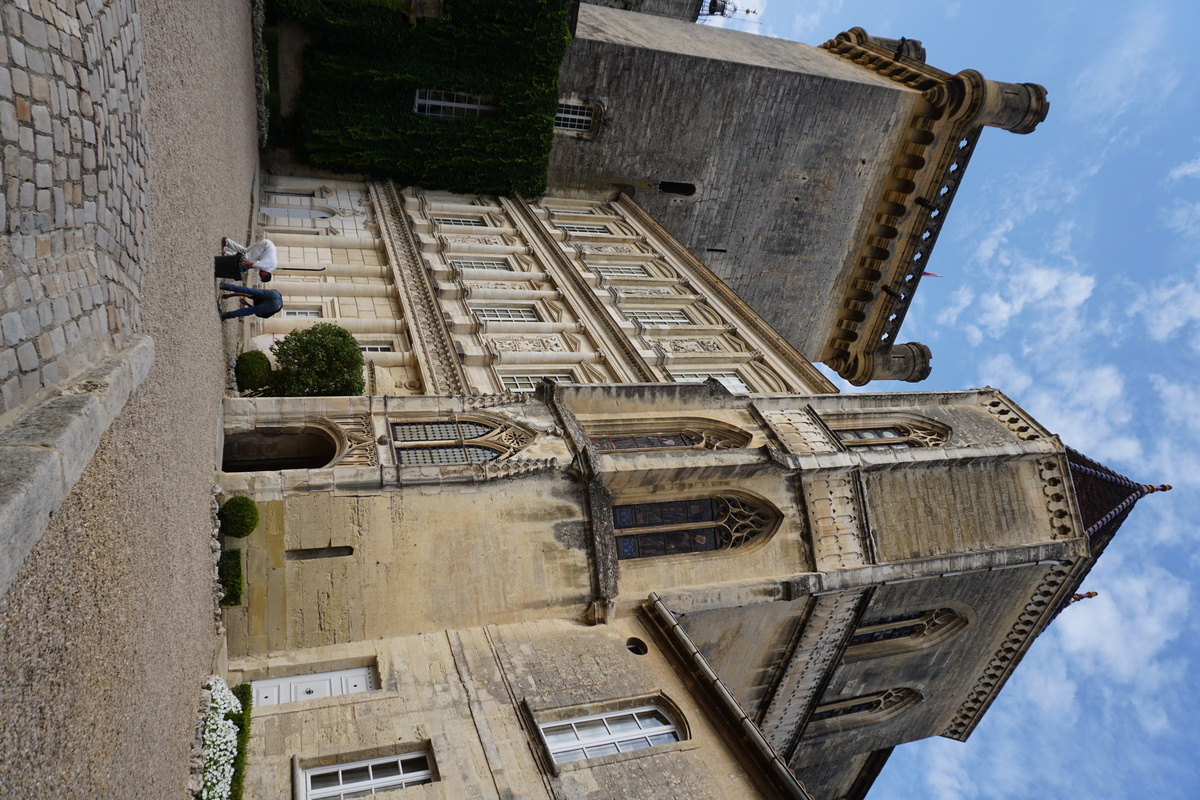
[703,2,1200,798]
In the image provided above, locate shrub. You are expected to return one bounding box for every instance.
[219,496,260,538]
[217,549,244,606]
[229,683,253,800]
[268,323,365,397]
[234,350,273,392]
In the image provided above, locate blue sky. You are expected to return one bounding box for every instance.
[707,2,1200,798]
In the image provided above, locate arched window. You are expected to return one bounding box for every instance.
[613,495,776,559]
[844,608,967,661]
[539,705,680,764]
[807,688,920,735]
[591,426,747,453]
[391,419,532,465]
[831,421,948,449]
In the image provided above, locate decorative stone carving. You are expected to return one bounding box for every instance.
[322,414,379,467]
[803,474,869,571]
[462,392,526,409]
[443,234,506,245]
[334,206,367,218]
[762,409,839,455]
[758,590,866,754]
[660,337,725,353]
[619,287,676,297]
[1037,457,1074,539]
[980,395,1043,441]
[578,243,637,254]
[940,561,1075,740]
[489,337,564,352]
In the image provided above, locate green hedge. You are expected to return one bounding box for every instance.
[229,683,253,800]
[235,350,273,392]
[218,550,245,606]
[273,0,572,195]
[219,496,261,539]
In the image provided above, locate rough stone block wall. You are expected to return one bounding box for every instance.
[0,0,148,423]
[550,5,915,358]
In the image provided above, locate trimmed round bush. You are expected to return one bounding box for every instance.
[269,322,365,397]
[235,350,273,392]
[219,496,260,538]
[217,549,245,606]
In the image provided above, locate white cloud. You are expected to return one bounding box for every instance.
[936,285,975,326]
[788,0,843,38]
[977,353,1032,395]
[973,263,1095,339]
[1165,155,1200,182]
[1126,263,1200,344]
[1163,200,1200,238]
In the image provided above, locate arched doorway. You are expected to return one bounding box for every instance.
[222,428,338,472]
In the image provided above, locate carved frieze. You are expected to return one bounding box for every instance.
[980,395,1044,442]
[443,234,506,245]
[489,336,565,353]
[1037,457,1075,539]
[578,243,638,254]
[660,337,726,354]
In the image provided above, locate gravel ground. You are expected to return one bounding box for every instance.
[0,1,259,798]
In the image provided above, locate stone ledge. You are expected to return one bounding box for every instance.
[0,333,155,596]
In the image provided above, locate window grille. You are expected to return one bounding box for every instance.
[671,371,750,394]
[626,309,691,326]
[359,344,393,353]
[834,424,946,449]
[613,496,772,559]
[282,309,322,318]
[539,706,679,764]
[451,259,511,271]
[413,89,500,119]
[392,420,500,465]
[305,752,434,798]
[475,307,539,322]
[554,103,596,132]
[561,223,610,234]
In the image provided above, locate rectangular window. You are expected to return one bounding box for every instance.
[672,371,751,394]
[413,89,499,119]
[560,223,610,235]
[282,309,322,318]
[501,373,573,393]
[450,259,511,271]
[305,752,434,798]
[539,706,680,764]
[359,345,393,353]
[626,309,690,325]
[554,103,595,132]
[432,216,486,227]
[590,264,649,277]
[475,307,539,322]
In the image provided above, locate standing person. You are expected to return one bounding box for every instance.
[222,236,278,282]
[219,283,283,320]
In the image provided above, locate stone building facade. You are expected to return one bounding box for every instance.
[549,7,1049,384]
[220,176,1161,799]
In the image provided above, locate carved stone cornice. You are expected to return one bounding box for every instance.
[940,559,1077,740]
[373,181,468,395]
[818,29,1048,385]
[758,590,870,758]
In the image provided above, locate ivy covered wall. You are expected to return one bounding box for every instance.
[275,0,573,196]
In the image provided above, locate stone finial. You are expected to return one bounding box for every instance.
[1144,484,1173,493]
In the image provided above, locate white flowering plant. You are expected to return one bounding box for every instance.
[197,676,251,800]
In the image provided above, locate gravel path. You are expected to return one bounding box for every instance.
[0,1,258,798]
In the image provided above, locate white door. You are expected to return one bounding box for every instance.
[252,667,378,706]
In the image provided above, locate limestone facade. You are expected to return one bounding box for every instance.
[223,175,1150,800]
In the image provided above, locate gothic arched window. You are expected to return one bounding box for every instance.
[807,688,921,735]
[613,495,776,559]
[845,608,968,662]
[391,419,532,466]
[591,426,746,453]
[830,420,948,450]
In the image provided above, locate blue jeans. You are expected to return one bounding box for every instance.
[222,284,283,318]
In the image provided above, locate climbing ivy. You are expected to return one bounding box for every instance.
[273,0,572,196]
